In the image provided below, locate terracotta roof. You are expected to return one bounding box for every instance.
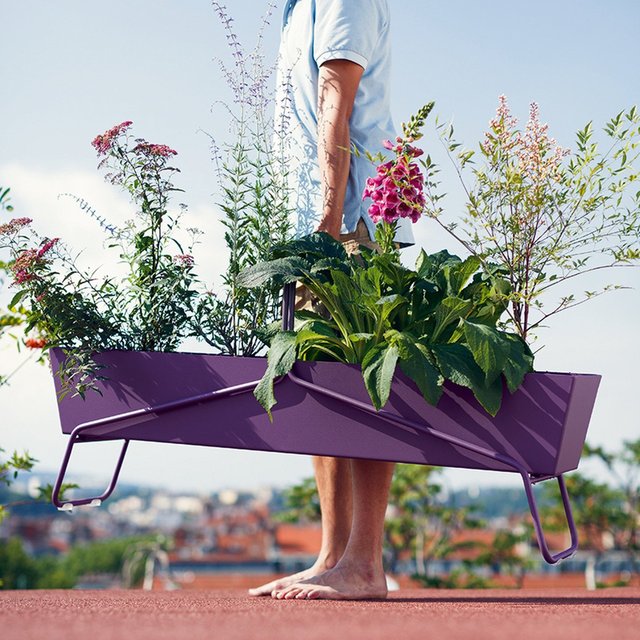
[274,524,322,555]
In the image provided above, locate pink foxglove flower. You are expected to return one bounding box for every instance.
[363,141,426,225]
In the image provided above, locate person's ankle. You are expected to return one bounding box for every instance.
[316,550,344,571]
[334,555,385,579]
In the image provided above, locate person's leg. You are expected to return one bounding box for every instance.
[248,456,352,596]
[251,217,385,598]
[273,458,394,600]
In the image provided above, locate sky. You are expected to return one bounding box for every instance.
[1,0,639,495]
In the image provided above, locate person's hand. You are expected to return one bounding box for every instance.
[316,217,342,240]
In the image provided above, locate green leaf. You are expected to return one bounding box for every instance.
[398,340,443,406]
[348,332,374,342]
[502,333,534,393]
[254,331,298,420]
[463,320,509,383]
[272,231,348,261]
[237,257,308,288]
[432,343,503,416]
[415,249,460,280]
[376,294,408,322]
[8,289,28,310]
[431,297,473,341]
[444,256,481,295]
[362,343,399,410]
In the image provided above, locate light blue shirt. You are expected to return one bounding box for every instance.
[276,0,414,245]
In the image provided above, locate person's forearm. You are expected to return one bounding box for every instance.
[317,108,351,239]
[316,60,362,240]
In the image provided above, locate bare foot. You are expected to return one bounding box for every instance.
[272,562,388,601]
[248,561,331,597]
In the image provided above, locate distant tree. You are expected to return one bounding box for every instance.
[385,464,484,576]
[0,538,40,589]
[473,524,535,588]
[1,535,157,589]
[584,440,640,584]
[275,477,321,524]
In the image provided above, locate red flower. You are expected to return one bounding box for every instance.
[25,337,47,349]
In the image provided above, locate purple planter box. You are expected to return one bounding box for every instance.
[49,347,600,564]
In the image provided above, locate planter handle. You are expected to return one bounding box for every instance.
[281,282,296,330]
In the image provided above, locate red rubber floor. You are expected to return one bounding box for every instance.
[2,588,639,640]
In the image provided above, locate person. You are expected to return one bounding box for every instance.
[249,0,412,601]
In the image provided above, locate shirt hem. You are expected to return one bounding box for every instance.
[316,48,369,70]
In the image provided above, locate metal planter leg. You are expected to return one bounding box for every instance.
[521,473,578,564]
[52,431,130,511]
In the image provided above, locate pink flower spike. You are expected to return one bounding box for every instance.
[382,139,394,150]
[37,237,60,258]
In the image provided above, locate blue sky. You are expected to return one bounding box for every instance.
[1,1,639,493]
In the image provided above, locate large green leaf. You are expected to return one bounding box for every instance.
[415,249,460,280]
[376,294,409,323]
[431,296,473,341]
[444,255,481,295]
[431,343,504,416]
[502,333,534,393]
[463,320,509,384]
[237,257,308,288]
[272,231,348,261]
[295,321,348,362]
[397,340,443,406]
[254,330,298,420]
[362,343,399,410]
[310,257,350,274]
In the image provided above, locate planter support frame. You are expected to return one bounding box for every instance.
[52,367,578,565]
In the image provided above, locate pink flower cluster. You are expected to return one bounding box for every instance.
[11,249,39,284]
[133,142,178,158]
[11,238,59,285]
[91,121,134,156]
[481,96,570,183]
[362,138,425,224]
[0,217,33,236]
[173,254,194,268]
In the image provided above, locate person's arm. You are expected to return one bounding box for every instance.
[316,59,364,239]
